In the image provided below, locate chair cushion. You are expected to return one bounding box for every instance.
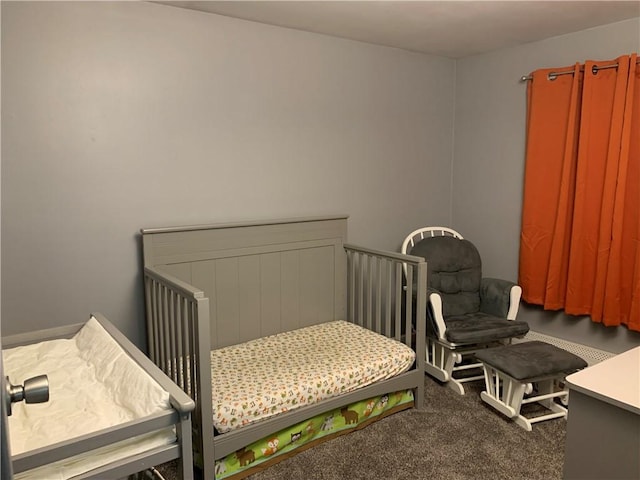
[410,236,481,317]
[475,341,588,380]
[443,313,530,344]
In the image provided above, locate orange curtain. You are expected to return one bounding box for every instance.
[519,54,640,332]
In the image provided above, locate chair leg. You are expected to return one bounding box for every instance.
[425,338,454,383]
[424,340,484,395]
[480,365,569,431]
[480,365,527,421]
[445,375,467,395]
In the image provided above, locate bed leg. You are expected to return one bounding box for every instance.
[177,413,194,480]
[414,381,425,409]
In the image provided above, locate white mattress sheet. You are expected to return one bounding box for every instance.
[211,320,416,433]
[3,316,174,479]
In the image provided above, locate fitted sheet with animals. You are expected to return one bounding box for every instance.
[211,320,415,433]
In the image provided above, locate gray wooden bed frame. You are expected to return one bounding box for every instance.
[141,215,427,479]
[2,312,195,480]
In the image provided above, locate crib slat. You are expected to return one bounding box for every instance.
[347,250,355,322]
[365,254,369,329]
[154,282,162,367]
[144,278,155,363]
[178,299,186,394]
[162,285,171,378]
[358,254,364,327]
[150,280,159,365]
[343,245,425,347]
[189,301,198,404]
[405,264,413,347]
[384,259,392,338]
[174,297,183,391]
[375,256,382,334]
[168,291,177,380]
[155,282,165,372]
[395,262,402,341]
[154,281,163,369]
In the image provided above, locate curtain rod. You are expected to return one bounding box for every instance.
[520,58,640,82]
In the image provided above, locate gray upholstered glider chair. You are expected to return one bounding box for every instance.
[402,227,529,395]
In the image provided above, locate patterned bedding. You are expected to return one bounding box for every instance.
[211,320,415,433]
[214,390,414,479]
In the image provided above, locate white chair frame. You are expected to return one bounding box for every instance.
[401,226,463,280]
[401,226,523,395]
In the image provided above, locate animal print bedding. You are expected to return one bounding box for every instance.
[211,320,415,433]
[213,389,414,479]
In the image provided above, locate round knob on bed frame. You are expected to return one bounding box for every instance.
[4,374,49,416]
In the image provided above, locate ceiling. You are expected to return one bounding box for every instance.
[157,1,640,58]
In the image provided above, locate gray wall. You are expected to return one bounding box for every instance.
[1,2,455,346]
[3,1,639,354]
[453,18,640,353]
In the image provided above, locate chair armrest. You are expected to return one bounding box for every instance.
[427,289,448,341]
[479,278,522,320]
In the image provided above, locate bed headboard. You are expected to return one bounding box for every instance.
[141,215,349,349]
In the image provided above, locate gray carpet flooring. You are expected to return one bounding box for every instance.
[155,376,565,480]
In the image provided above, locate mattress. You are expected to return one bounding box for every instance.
[3,316,175,480]
[211,320,415,433]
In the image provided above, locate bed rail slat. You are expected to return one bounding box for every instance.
[405,264,414,348]
[169,290,177,383]
[343,245,426,353]
[375,256,382,333]
[383,258,392,338]
[162,287,170,376]
[143,266,213,470]
[347,250,356,323]
[358,253,365,326]
[177,298,186,394]
[189,302,198,403]
[394,262,402,341]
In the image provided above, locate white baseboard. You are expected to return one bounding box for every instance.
[514,331,616,366]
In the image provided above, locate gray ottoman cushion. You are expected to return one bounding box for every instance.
[475,341,588,380]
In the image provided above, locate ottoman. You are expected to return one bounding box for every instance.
[475,341,588,431]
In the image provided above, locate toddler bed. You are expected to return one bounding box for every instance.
[2,312,195,480]
[141,215,427,479]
